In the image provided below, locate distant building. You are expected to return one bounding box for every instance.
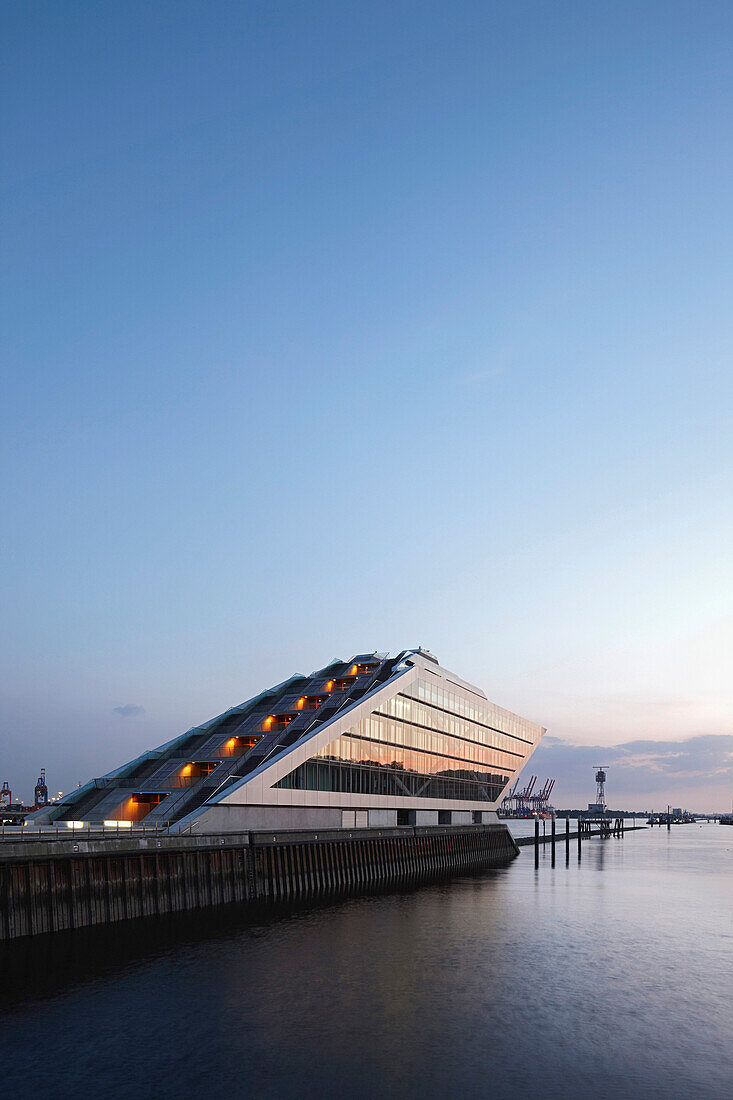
[30,649,545,832]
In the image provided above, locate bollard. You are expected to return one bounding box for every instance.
[551,818,556,867]
[534,819,539,868]
[565,817,570,864]
[578,818,582,860]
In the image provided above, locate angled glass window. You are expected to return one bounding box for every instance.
[274,677,527,802]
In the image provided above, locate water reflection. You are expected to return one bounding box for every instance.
[1,827,731,1099]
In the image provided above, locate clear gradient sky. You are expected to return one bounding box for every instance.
[2,2,732,809]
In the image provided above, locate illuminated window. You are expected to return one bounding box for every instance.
[180,761,219,780]
[222,735,262,756]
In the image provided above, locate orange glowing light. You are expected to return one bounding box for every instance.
[264,715,274,729]
[349,665,358,675]
[326,680,334,691]
[182,764,192,776]
[297,697,305,709]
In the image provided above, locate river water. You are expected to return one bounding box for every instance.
[0,824,730,1098]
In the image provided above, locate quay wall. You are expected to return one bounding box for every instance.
[0,824,518,941]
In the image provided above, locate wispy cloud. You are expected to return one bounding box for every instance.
[113,704,145,718]
[460,364,505,385]
[527,733,733,812]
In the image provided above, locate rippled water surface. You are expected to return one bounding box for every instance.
[1,825,731,1098]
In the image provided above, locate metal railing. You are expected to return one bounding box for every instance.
[0,819,198,842]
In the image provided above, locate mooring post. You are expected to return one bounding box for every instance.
[551,818,556,866]
[565,817,570,863]
[534,818,539,868]
[577,818,582,859]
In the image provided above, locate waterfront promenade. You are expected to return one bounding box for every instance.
[0,819,649,940]
[0,823,519,940]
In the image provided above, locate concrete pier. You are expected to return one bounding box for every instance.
[0,823,519,941]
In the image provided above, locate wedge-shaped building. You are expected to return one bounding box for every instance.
[36,649,545,832]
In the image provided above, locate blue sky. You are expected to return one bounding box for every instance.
[2,2,731,808]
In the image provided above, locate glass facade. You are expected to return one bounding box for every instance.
[275,676,536,803]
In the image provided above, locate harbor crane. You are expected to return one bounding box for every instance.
[501,775,556,817]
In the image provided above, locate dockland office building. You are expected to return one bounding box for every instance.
[33,649,545,832]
